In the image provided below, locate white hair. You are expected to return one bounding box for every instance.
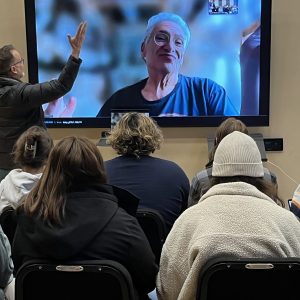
[143,12,191,48]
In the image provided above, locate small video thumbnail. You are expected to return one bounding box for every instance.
[111,110,149,129]
[209,0,238,15]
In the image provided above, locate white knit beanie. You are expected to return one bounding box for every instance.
[212,131,264,177]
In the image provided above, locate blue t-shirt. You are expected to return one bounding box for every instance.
[97,75,238,117]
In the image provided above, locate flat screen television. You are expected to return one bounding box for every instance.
[24,0,271,128]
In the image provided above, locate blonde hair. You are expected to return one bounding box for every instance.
[108,112,163,158]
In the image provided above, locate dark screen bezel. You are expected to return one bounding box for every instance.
[24,0,272,128]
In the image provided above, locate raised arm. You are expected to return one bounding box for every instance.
[19,22,88,107]
[68,21,87,59]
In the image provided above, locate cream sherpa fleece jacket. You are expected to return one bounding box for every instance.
[156,182,300,300]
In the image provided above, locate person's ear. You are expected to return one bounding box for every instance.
[141,42,146,60]
[10,65,17,75]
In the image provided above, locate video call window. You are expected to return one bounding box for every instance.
[209,0,238,15]
[25,0,271,127]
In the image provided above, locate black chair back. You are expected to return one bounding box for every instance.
[0,206,16,244]
[15,259,137,300]
[196,257,300,300]
[136,208,167,264]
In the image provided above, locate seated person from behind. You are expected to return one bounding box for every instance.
[0,225,14,300]
[188,117,277,207]
[0,126,53,213]
[157,131,300,300]
[12,136,158,298]
[106,112,190,233]
[290,198,300,218]
[97,12,238,117]
[289,185,300,219]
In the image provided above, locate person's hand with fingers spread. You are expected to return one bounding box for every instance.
[68,21,87,59]
[44,96,77,117]
[44,21,87,118]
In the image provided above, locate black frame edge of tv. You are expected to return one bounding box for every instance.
[24,0,272,128]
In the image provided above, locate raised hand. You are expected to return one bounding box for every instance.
[68,21,87,59]
[44,96,77,118]
[241,21,260,45]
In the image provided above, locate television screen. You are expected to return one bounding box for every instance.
[24,0,271,128]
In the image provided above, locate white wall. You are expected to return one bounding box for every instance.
[1,0,299,203]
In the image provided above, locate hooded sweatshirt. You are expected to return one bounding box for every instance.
[0,169,42,213]
[12,183,158,296]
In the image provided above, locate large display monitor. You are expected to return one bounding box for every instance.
[24,0,272,128]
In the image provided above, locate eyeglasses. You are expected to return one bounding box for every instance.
[10,58,24,67]
[153,32,185,48]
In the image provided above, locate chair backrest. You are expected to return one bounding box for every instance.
[0,206,17,245]
[15,259,137,300]
[136,208,167,264]
[196,257,300,300]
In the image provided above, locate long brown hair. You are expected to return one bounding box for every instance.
[206,118,248,168]
[210,176,284,207]
[18,136,107,225]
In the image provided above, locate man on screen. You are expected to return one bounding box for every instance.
[97,12,238,118]
[0,22,87,180]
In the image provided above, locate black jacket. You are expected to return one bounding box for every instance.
[0,56,81,169]
[12,183,158,296]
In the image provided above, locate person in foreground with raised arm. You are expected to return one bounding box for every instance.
[0,21,87,180]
